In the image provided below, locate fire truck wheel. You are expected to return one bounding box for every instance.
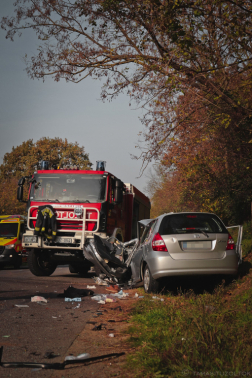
[69,264,79,274]
[78,262,92,277]
[28,249,57,276]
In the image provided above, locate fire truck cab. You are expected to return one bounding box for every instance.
[17,161,150,276]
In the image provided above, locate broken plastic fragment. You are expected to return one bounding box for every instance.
[64,297,81,302]
[15,305,29,308]
[31,296,47,303]
[91,295,103,301]
[112,292,129,298]
[93,277,108,286]
[105,298,116,303]
[64,353,90,361]
[98,300,106,304]
[87,285,96,289]
[134,293,139,298]
[108,334,114,338]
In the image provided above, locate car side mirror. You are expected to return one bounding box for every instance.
[17,185,23,201]
[18,177,25,186]
[114,180,124,204]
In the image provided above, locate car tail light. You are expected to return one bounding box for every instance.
[152,233,168,252]
[226,233,235,250]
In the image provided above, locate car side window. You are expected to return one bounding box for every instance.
[140,220,156,244]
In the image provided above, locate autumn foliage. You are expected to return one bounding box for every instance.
[2,1,252,222]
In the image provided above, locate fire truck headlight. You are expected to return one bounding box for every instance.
[5,244,15,249]
[24,236,38,243]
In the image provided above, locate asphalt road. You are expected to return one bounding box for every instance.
[0,265,100,378]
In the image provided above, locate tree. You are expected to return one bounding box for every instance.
[0,177,28,215]
[0,137,92,178]
[0,137,92,214]
[2,1,252,161]
[2,1,252,222]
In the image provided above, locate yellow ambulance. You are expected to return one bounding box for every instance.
[0,215,26,269]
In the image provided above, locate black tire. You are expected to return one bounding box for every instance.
[69,264,79,274]
[69,262,92,276]
[143,264,159,293]
[78,262,92,277]
[28,249,57,276]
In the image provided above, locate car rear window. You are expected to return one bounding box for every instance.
[159,213,227,235]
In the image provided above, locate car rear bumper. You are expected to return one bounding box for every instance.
[146,250,239,279]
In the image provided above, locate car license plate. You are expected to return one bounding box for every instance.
[182,241,212,250]
[56,237,72,244]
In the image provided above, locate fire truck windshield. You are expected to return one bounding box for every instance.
[30,174,107,203]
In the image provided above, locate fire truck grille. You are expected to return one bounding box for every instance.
[57,221,83,231]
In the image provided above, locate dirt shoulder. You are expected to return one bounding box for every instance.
[51,288,140,378]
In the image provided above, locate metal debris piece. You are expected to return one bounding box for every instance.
[14,305,29,308]
[0,346,124,370]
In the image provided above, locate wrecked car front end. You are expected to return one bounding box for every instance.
[84,234,139,285]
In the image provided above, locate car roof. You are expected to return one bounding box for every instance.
[158,211,217,218]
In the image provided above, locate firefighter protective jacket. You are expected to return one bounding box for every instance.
[34,205,57,241]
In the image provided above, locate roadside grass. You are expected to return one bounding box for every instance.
[124,258,252,377]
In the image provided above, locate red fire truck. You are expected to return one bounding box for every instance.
[17,161,150,276]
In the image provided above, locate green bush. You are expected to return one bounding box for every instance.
[125,286,252,377]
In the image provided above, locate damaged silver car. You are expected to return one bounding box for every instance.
[84,212,243,293]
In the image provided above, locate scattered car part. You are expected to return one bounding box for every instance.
[0,346,125,370]
[58,286,94,298]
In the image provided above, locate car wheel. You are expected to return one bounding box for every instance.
[28,249,57,276]
[143,264,159,293]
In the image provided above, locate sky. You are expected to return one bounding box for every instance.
[0,1,153,194]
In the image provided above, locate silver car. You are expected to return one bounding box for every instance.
[84,212,242,293]
[131,212,242,292]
